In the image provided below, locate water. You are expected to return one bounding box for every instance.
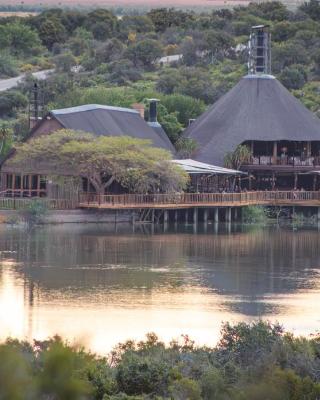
[0,223,319,354]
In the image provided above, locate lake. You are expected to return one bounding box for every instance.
[0,223,319,354]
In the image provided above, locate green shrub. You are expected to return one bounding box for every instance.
[0,52,18,78]
[116,354,168,396]
[20,199,48,226]
[169,377,202,400]
[241,206,268,224]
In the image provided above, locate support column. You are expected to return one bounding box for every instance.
[193,208,198,225]
[151,209,155,225]
[20,174,23,197]
[273,141,278,164]
[234,207,238,221]
[307,141,311,157]
[317,207,320,221]
[203,209,208,224]
[313,174,317,191]
[226,207,232,223]
[214,208,219,223]
[28,175,32,197]
[294,173,298,189]
[37,175,41,197]
[249,175,252,191]
[185,209,189,225]
[272,172,276,190]
[164,210,169,224]
[174,210,178,223]
[12,173,15,196]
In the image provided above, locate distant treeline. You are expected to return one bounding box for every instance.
[1,321,320,399]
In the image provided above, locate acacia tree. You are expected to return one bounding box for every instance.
[11,130,188,194]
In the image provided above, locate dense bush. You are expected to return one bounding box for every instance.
[0,322,320,399]
[1,2,320,154]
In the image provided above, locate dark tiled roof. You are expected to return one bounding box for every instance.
[50,104,175,152]
[184,75,320,166]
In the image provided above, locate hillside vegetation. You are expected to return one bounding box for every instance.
[0,1,320,154]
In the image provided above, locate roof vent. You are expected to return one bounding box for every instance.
[148,99,159,123]
[248,25,271,75]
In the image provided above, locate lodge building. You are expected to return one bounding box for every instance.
[0,103,176,197]
[184,25,320,190]
[2,25,320,197]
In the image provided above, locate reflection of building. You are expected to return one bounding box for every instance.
[1,225,320,317]
[184,25,320,190]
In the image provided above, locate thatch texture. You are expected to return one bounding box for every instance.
[183,75,320,166]
[51,104,175,152]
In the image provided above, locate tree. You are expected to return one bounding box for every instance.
[157,104,183,143]
[0,121,13,156]
[175,137,198,159]
[224,144,252,170]
[156,69,183,95]
[11,131,189,194]
[0,91,28,117]
[279,65,307,90]
[84,9,117,40]
[118,15,155,38]
[272,41,309,73]
[95,39,124,64]
[161,94,206,126]
[147,8,195,32]
[6,22,42,56]
[204,29,235,60]
[299,0,320,20]
[125,39,163,69]
[0,52,18,78]
[37,18,67,49]
[53,52,76,73]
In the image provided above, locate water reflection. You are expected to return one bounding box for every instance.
[0,223,319,353]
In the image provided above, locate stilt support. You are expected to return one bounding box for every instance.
[214,208,219,223]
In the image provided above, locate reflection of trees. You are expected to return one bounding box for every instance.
[0,224,320,316]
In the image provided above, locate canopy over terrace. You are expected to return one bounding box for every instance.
[171,159,246,175]
[171,159,246,192]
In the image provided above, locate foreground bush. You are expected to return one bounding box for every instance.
[1,322,320,399]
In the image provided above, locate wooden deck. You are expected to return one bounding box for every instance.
[78,191,320,209]
[0,191,319,212]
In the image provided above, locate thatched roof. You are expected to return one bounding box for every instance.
[51,104,175,153]
[183,75,320,166]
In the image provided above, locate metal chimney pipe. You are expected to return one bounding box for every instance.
[34,83,39,121]
[248,25,271,75]
[149,99,159,123]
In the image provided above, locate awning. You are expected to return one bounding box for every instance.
[299,170,320,175]
[171,159,246,175]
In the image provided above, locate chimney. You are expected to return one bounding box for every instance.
[131,103,145,119]
[148,99,159,123]
[29,83,44,129]
[248,25,271,75]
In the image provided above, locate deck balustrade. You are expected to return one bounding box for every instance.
[0,191,319,211]
[78,191,320,208]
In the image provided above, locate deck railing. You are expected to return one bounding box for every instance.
[79,191,320,207]
[0,191,319,211]
[244,155,320,167]
[0,197,77,210]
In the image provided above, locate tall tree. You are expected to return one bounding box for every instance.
[11,130,188,194]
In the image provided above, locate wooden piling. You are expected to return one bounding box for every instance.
[214,208,219,223]
[193,208,198,225]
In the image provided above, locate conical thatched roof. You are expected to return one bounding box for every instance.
[183,75,320,166]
